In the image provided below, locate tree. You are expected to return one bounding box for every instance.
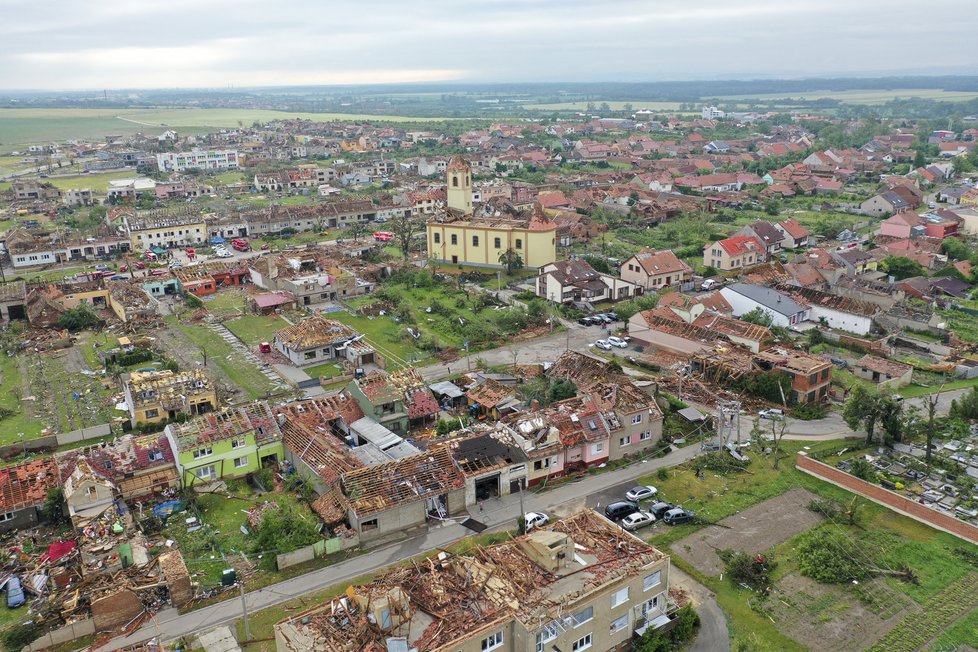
[252,503,321,557]
[42,488,68,526]
[740,307,774,328]
[389,210,421,259]
[345,220,369,243]
[763,198,782,216]
[950,387,978,420]
[770,415,789,470]
[842,385,883,445]
[498,248,524,274]
[58,305,98,332]
[881,256,926,281]
[942,237,971,261]
[797,528,874,583]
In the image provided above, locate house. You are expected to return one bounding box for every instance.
[340,446,465,542]
[628,310,724,355]
[426,157,558,270]
[0,458,61,534]
[61,458,117,526]
[719,283,809,328]
[249,291,297,315]
[449,432,529,502]
[703,235,766,271]
[273,316,373,368]
[880,212,922,239]
[467,378,521,421]
[860,189,918,217]
[164,402,284,486]
[774,218,811,248]
[346,371,411,435]
[122,369,218,426]
[156,149,239,172]
[754,348,833,404]
[691,312,772,353]
[832,249,879,276]
[55,433,178,501]
[736,221,787,256]
[658,291,734,322]
[619,249,694,291]
[773,284,877,335]
[536,259,640,304]
[853,355,913,389]
[274,511,674,652]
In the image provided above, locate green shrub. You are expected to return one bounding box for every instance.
[791,403,827,420]
[1,622,42,651]
[797,527,874,583]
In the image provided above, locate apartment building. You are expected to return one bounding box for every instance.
[156,149,240,172]
[274,511,674,652]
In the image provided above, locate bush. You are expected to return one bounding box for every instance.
[699,451,750,473]
[807,499,841,519]
[672,604,700,644]
[718,549,776,590]
[58,305,99,332]
[183,292,203,309]
[849,457,877,482]
[656,468,669,481]
[791,403,827,420]
[1,623,41,651]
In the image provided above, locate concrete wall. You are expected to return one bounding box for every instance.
[276,535,360,570]
[55,422,112,446]
[796,453,978,545]
[24,618,95,652]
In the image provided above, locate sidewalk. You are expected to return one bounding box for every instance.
[96,443,702,650]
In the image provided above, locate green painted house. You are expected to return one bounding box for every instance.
[164,401,284,486]
[346,372,410,435]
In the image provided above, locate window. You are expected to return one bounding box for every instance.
[516,238,523,249]
[494,237,502,249]
[631,414,643,425]
[536,623,559,651]
[642,595,660,615]
[644,570,662,591]
[196,465,216,480]
[571,606,593,627]
[572,633,592,651]
[231,439,245,449]
[590,442,603,455]
[640,430,652,441]
[434,233,440,244]
[87,486,97,498]
[193,447,213,459]
[808,373,817,385]
[473,235,479,246]
[234,456,249,468]
[0,512,14,522]
[148,450,164,462]
[145,409,159,419]
[481,631,503,651]
[450,234,458,245]
[362,518,379,531]
[611,586,630,608]
[619,436,631,448]
[610,613,629,634]
[533,458,551,471]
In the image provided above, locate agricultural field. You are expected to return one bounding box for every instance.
[0,108,452,147]
[41,170,146,192]
[520,100,684,111]
[631,441,978,651]
[714,89,978,104]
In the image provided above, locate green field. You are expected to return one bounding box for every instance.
[42,170,145,192]
[225,315,290,347]
[714,89,978,104]
[0,108,453,147]
[521,100,683,111]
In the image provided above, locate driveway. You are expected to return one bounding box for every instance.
[670,565,730,652]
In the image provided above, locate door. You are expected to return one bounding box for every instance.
[451,255,458,264]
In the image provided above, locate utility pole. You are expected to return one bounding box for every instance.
[238,582,251,641]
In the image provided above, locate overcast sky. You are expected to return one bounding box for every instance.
[1,0,976,90]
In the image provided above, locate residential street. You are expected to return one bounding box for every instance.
[97,441,708,651]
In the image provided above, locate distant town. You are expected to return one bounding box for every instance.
[1,88,978,652]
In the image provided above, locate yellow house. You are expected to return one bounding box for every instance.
[123,369,218,426]
[125,214,208,251]
[426,157,557,270]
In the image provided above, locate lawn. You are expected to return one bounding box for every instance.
[0,108,451,146]
[304,362,344,379]
[897,376,978,398]
[168,319,280,399]
[0,354,43,441]
[226,315,290,347]
[628,440,978,651]
[42,170,143,192]
[202,290,249,319]
[163,481,319,587]
[329,310,432,368]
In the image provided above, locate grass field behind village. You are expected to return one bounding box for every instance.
[0,108,452,147]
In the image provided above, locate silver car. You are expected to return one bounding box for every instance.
[621,511,655,531]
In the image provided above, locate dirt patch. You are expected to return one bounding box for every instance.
[765,573,916,652]
[674,488,824,576]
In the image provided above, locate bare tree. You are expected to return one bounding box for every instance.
[771,415,789,470]
[925,385,945,463]
[388,210,421,259]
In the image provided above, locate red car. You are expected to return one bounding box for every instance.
[260,244,270,250]
[149,269,166,276]
[135,261,146,270]
[119,264,129,272]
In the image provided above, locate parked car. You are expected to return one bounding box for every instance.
[758,408,785,420]
[215,249,234,258]
[701,278,718,291]
[524,512,550,530]
[119,264,128,272]
[594,313,614,324]
[168,260,182,269]
[604,500,640,521]
[259,342,272,353]
[6,576,25,608]
[594,339,613,351]
[625,485,658,502]
[607,336,628,349]
[149,269,167,276]
[662,508,695,525]
[578,317,596,326]
[601,312,619,322]
[95,264,108,272]
[621,511,655,531]
[135,261,146,270]
[700,441,721,452]
[648,501,674,520]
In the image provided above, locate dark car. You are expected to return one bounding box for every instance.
[578,317,596,326]
[662,508,695,525]
[648,501,674,520]
[604,500,640,521]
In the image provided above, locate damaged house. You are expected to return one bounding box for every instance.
[274,316,377,369]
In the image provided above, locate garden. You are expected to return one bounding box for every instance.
[627,440,978,651]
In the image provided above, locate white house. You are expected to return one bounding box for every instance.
[719,283,809,328]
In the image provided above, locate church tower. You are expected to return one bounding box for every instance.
[446,155,473,214]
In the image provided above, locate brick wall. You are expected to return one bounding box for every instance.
[796,453,978,545]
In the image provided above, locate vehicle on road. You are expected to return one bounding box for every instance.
[149,269,166,276]
[594,339,613,351]
[95,264,108,272]
[524,512,550,530]
[604,500,640,521]
[144,251,157,261]
[168,261,182,269]
[701,278,718,291]
[373,231,394,242]
[607,336,628,349]
[648,501,674,520]
[259,342,272,353]
[758,408,785,420]
[214,249,233,258]
[135,261,146,270]
[700,441,721,452]
[621,511,655,531]
[625,485,658,502]
[662,508,695,525]
[232,238,251,252]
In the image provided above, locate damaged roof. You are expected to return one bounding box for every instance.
[341,446,463,517]
[275,316,360,351]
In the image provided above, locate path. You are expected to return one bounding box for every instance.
[670,566,730,652]
[96,442,702,650]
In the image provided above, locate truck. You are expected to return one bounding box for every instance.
[373,232,394,242]
[231,239,251,252]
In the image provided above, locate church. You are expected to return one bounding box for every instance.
[424,156,558,270]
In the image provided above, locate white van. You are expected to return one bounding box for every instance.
[701,278,718,291]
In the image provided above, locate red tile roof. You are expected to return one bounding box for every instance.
[718,235,764,257]
[0,458,60,512]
